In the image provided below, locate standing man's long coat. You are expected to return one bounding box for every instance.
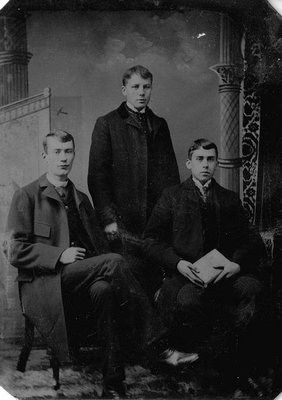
[5,174,110,362]
[88,102,180,235]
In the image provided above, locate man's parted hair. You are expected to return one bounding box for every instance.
[122,65,153,86]
[187,138,218,160]
[43,129,75,153]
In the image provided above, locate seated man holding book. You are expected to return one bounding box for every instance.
[142,138,266,391]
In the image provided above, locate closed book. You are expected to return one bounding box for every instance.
[192,249,230,286]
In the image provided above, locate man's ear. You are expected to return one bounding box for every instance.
[186,159,192,171]
[42,151,47,160]
[121,86,127,97]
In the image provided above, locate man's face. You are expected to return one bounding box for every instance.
[186,147,217,184]
[43,137,75,181]
[122,73,152,111]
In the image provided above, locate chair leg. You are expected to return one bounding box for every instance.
[50,356,60,390]
[17,317,34,372]
[17,316,60,390]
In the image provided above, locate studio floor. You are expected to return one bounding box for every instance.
[0,340,277,400]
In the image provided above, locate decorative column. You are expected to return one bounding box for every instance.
[210,14,244,193]
[0,15,32,106]
[0,14,33,339]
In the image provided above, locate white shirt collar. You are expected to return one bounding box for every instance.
[126,101,146,114]
[192,177,211,191]
[46,173,68,188]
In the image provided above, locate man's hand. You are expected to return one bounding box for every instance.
[213,261,240,284]
[59,247,86,264]
[104,222,119,241]
[177,260,205,287]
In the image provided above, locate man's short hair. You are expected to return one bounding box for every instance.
[187,138,218,160]
[43,129,75,153]
[122,65,153,86]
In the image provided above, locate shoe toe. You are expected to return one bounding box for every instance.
[161,349,199,367]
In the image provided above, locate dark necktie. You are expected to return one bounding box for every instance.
[202,186,209,203]
[195,184,210,203]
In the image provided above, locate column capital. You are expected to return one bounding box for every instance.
[210,63,244,88]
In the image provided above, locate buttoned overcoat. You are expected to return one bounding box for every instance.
[88,102,180,234]
[5,174,109,362]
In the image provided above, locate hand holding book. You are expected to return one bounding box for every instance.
[177,260,205,287]
[212,259,240,284]
[191,249,240,288]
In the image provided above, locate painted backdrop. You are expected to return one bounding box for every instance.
[27,9,221,191]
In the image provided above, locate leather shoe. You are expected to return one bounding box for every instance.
[160,349,199,366]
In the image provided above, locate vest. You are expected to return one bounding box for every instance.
[57,184,97,258]
[196,186,218,253]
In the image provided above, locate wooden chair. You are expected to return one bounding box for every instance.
[16,306,101,391]
[17,316,60,390]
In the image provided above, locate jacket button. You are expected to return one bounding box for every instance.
[65,205,69,210]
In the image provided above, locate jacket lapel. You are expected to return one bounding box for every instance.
[179,179,204,258]
[211,180,223,221]
[117,102,140,130]
[39,174,62,203]
[147,108,162,138]
[72,183,89,231]
[182,178,202,213]
[39,174,101,252]
[117,102,162,136]
[116,103,142,155]
[72,185,99,250]
[208,180,222,247]
[125,113,141,130]
[72,183,83,209]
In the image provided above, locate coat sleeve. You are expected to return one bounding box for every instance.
[87,116,118,227]
[142,188,182,271]
[228,195,266,272]
[4,189,65,272]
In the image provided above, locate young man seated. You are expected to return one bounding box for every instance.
[4,130,138,398]
[142,138,265,393]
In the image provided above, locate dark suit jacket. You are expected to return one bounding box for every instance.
[143,178,265,274]
[5,174,109,362]
[88,102,180,235]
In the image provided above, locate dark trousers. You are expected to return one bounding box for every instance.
[61,253,130,383]
[156,273,262,375]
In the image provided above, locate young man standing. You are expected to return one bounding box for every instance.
[142,138,265,392]
[87,65,180,239]
[5,130,135,397]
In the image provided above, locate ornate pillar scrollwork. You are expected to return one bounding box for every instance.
[210,14,244,193]
[241,22,264,224]
[210,63,244,193]
[0,16,32,106]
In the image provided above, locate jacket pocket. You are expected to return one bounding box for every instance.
[34,221,51,238]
